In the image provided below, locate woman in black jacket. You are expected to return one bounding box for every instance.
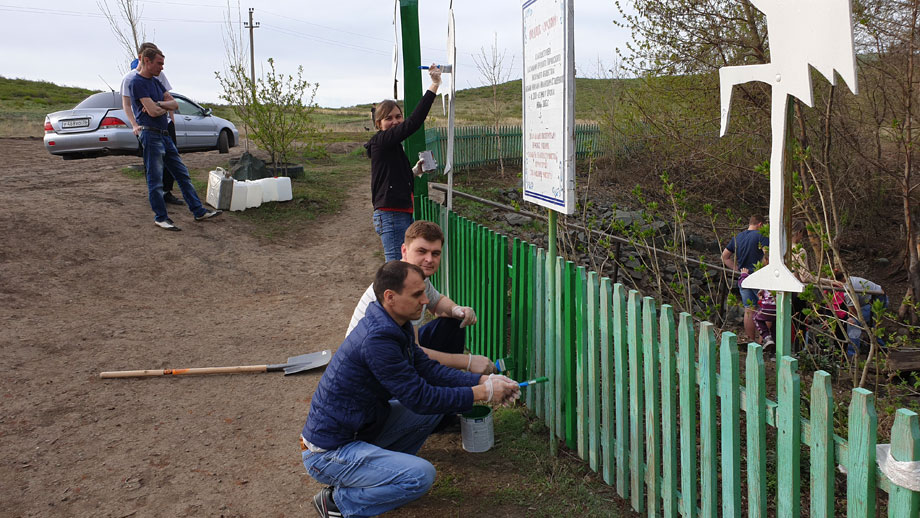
[365,64,442,261]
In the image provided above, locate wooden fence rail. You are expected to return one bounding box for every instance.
[417,196,920,518]
[423,124,603,174]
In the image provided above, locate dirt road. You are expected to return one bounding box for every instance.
[0,138,386,517]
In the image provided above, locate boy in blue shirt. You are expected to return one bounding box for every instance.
[721,215,769,342]
[128,47,220,231]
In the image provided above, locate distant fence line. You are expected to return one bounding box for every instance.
[423,124,603,174]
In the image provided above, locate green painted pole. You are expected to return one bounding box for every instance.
[398,0,427,213]
[547,209,557,456]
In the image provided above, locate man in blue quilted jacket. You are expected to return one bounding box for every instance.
[299,261,519,518]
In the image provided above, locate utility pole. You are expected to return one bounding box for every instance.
[244,7,260,102]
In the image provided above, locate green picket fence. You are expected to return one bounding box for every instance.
[418,195,920,517]
[423,124,603,174]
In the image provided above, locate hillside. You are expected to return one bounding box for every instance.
[0,75,621,137]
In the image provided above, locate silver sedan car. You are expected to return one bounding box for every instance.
[43,91,239,160]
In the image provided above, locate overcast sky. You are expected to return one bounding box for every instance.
[1,1,631,108]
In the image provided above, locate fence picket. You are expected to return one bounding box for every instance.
[642,297,660,517]
[811,371,835,518]
[746,344,767,518]
[627,290,645,513]
[565,261,577,449]
[678,313,698,518]
[848,388,877,518]
[554,257,564,442]
[659,305,679,518]
[613,284,629,499]
[533,248,545,420]
[576,266,588,460]
[719,332,741,518]
[778,357,801,518]
[889,409,920,517]
[699,323,717,518]
[600,278,615,485]
[587,271,601,472]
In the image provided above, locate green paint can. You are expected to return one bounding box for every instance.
[460,404,494,453]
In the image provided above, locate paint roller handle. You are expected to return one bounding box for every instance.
[518,376,550,388]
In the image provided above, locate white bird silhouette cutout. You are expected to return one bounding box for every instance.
[719,0,858,292]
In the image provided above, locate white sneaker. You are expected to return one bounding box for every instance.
[154,218,181,231]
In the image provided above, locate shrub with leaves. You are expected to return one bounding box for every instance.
[215,58,326,169]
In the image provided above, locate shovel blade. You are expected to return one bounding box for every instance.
[282,349,332,376]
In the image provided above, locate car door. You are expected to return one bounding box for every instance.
[173,95,218,149]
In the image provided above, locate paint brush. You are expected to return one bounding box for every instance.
[494,357,516,373]
[418,65,453,73]
[518,376,549,388]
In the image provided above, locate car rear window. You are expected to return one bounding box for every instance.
[75,93,121,109]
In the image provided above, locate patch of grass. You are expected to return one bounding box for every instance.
[0,76,101,137]
[488,407,633,518]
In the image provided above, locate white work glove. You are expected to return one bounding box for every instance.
[484,374,520,407]
[451,305,477,328]
[467,354,497,375]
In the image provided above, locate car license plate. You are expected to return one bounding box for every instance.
[61,119,90,129]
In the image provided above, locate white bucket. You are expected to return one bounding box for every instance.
[460,405,494,453]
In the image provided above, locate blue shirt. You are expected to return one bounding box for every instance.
[127,73,168,130]
[725,228,769,271]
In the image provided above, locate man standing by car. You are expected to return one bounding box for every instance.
[121,42,183,207]
[128,47,220,231]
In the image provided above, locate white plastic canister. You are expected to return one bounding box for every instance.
[259,177,279,203]
[244,180,262,208]
[229,180,248,211]
[276,176,293,202]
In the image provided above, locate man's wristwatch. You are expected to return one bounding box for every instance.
[155,101,162,109]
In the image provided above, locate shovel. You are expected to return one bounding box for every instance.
[99,349,332,379]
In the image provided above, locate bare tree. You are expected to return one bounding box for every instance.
[97,0,145,68]
[472,33,515,177]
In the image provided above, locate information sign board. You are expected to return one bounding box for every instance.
[521,0,575,214]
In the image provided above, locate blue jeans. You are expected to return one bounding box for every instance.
[846,295,889,356]
[302,401,441,518]
[739,287,758,308]
[419,317,466,355]
[373,210,413,262]
[140,130,205,222]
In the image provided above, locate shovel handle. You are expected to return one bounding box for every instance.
[100,365,269,378]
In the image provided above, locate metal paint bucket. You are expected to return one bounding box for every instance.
[460,405,494,453]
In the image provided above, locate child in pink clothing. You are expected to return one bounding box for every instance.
[739,268,777,353]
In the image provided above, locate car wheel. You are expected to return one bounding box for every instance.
[218,130,230,154]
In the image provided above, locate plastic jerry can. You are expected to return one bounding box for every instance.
[259,177,279,203]
[230,180,248,211]
[244,180,262,208]
[276,177,293,202]
[206,168,233,210]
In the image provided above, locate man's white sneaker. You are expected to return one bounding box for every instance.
[195,209,222,221]
[154,219,181,231]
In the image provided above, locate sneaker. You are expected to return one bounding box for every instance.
[194,209,222,221]
[154,218,181,231]
[163,192,185,206]
[312,487,342,518]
